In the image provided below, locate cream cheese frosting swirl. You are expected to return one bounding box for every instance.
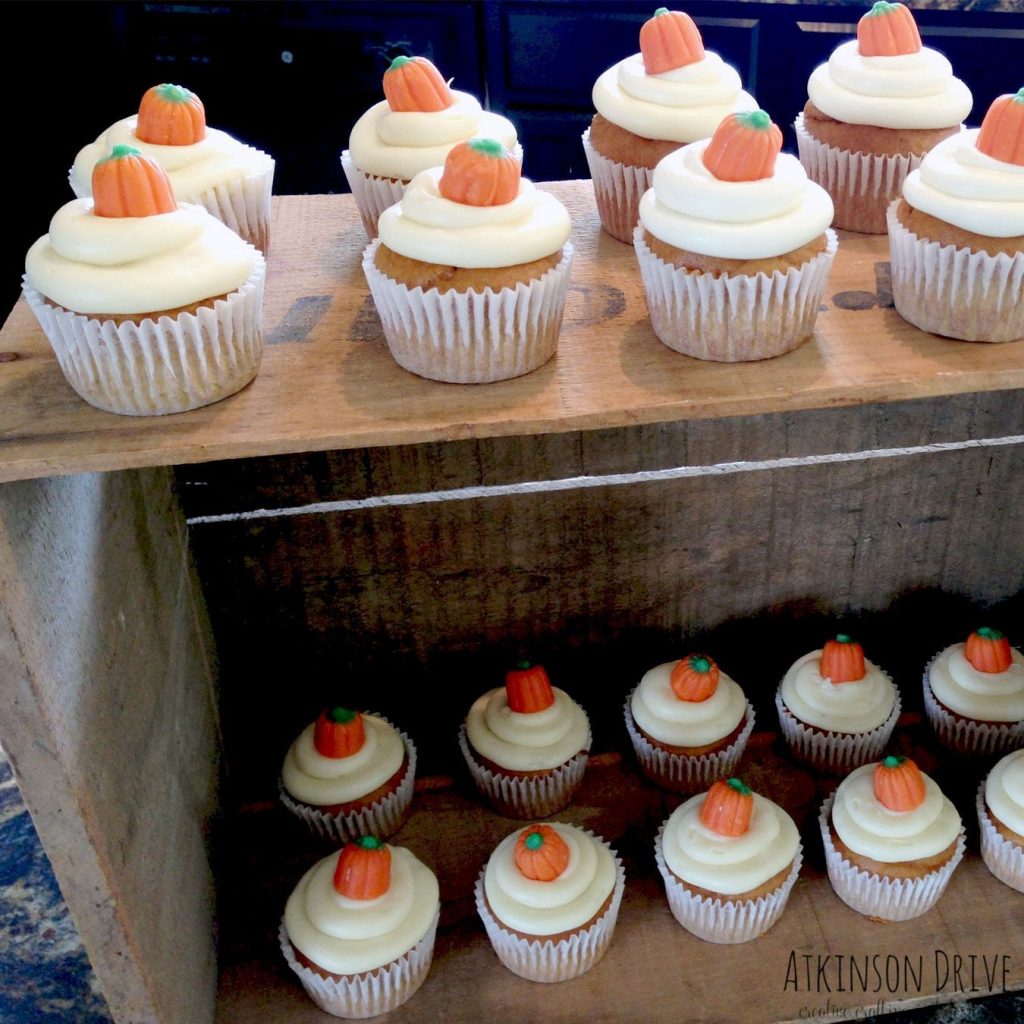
[832,763,961,863]
[593,52,757,143]
[348,93,517,180]
[378,167,570,268]
[483,824,616,935]
[25,199,255,315]
[985,749,1024,836]
[631,661,746,747]
[928,643,1024,722]
[807,40,971,129]
[285,845,439,974]
[638,138,834,258]
[281,714,406,806]
[661,792,799,895]
[465,687,589,771]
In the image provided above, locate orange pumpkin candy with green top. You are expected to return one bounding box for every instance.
[820,634,866,683]
[514,824,571,880]
[699,778,753,836]
[382,55,454,113]
[439,139,521,207]
[857,2,921,58]
[639,8,705,76]
[670,654,720,702]
[333,836,392,899]
[505,661,555,713]
[964,627,1013,673]
[873,755,926,812]
[313,707,367,758]
[136,83,206,146]
[92,145,177,218]
[703,110,783,182]
[976,90,1024,167]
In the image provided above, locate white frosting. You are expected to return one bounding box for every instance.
[71,116,273,199]
[285,846,439,974]
[483,823,616,935]
[928,643,1024,722]
[779,650,897,734]
[985,749,1024,837]
[593,52,757,143]
[630,660,746,747]
[902,128,1024,237]
[638,138,834,259]
[25,199,255,315]
[807,40,971,129]
[832,763,962,863]
[348,93,517,180]
[465,686,590,771]
[660,792,800,895]
[281,715,406,807]
[377,167,570,269]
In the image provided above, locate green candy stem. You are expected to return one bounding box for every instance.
[726,778,752,796]
[867,1,900,15]
[835,633,853,644]
[101,144,142,163]
[328,707,356,724]
[516,659,532,670]
[882,755,905,768]
[654,6,670,14]
[468,138,504,157]
[524,831,544,850]
[155,83,193,104]
[357,836,382,849]
[1014,88,1024,103]
[976,627,1005,640]
[736,110,772,131]
[388,55,413,71]
[689,655,712,674]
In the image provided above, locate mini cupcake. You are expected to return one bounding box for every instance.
[922,628,1024,755]
[820,757,965,922]
[475,822,625,982]
[458,662,591,818]
[343,55,519,238]
[624,653,755,792]
[634,110,836,362]
[281,836,440,1018]
[977,749,1024,893]
[71,84,274,251]
[776,635,900,773]
[24,146,264,416]
[888,91,1024,343]
[655,778,802,944]
[279,707,416,843]
[585,7,757,243]
[796,2,971,234]
[363,140,573,384]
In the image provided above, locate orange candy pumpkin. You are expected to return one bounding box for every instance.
[92,145,177,219]
[670,654,720,702]
[333,836,392,899]
[136,83,206,146]
[438,138,521,207]
[857,2,921,58]
[505,660,555,713]
[382,55,454,113]
[699,778,753,837]
[873,755,926,812]
[514,825,571,880]
[702,110,783,182]
[976,90,1024,167]
[313,707,367,758]
[639,8,705,76]
[820,634,867,683]
[965,627,1013,673]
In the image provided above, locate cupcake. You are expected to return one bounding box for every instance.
[795,2,971,234]
[922,628,1024,755]
[279,707,417,843]
[655,778,802,944]
[977,749,1024,893]
[458,661,591,818]
[281,836,440,1018]
[624,653,755,792]
[888,91,1024,343]
[820,756,965,922]
[776,634,900,773]
[343,55,519,238]
[24,146,265,416]
[634,110,836,362]
[363,139,573,384]
[475,822,625,982]
[585,7,757,243]
[71,84,274,251]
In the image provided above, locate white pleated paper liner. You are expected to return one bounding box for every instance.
[279,906,439,1018]
[818,791,965,922]
[654,821,803,943]
[279,721,417,843]
[581,128,653,244]
[458,724,590,819]
[474,831,625,982]
[794,113,921,235]
[887,204,1024,343]
[976,781,1024,893]
[623,692,755,794]
[22,258,265,417]
[633,225,838,362]
[362,238,574,384]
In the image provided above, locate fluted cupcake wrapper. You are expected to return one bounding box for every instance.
[362,238,573,384]
[633,225,838,362]
[458,724,590,819]
[818,791,965,922]
[654,822,803,943]
[623,693,755,794]
[279,907,439,1018]
[474,831,625,982]
[341,151,407,239]
[581,128,652,244]
[976,781,1024,893]
[23,258,265,417]
[887,204,1024,343]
